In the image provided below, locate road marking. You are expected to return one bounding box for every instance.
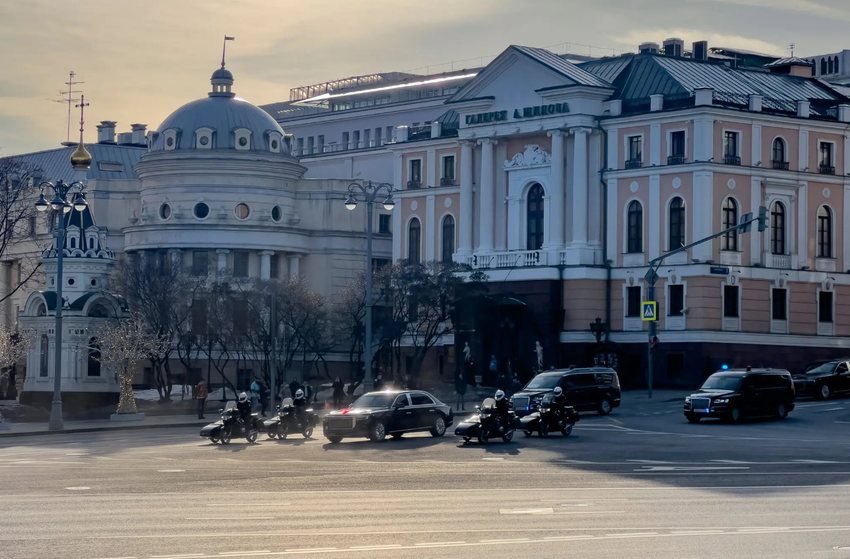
[184,517,275,521]
[482,457,505,461]
[627,459,674,464]
[543,535,594,541]
[206,504,290,507]
[93,557,136,559]
[711,460,752,464]
[158,469,186,473]
[737,528,791,533]
[500,508,553,515]
[791,460,839,464]
[606,532,658,537]
[671,530,726,535]
[479,538,530,543]
[151,555,206,559]
[65,486,91,491]
[217,552,271,556]
[413,541,466,547]
[824,407,844,412]
[635,466,749,472]
[284,549,336,553]
[350,544,402,550]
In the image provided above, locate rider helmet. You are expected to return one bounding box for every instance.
[295,389,304,399]
[495,390,506,401]
[238,392,248,403]
[553,387,563,396]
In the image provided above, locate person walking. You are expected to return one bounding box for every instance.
[332,377,345,409]
[373,374,384,392]
[289,378,301,399]
[454,371,467,411]
[510,373,523,396]
[259,381,270,417]
[250,379,261,412]
[195,380,208,419]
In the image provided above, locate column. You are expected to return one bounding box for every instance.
[546,130,566,250]
[477,138,497,253]
[797,182,808,267]
[259,251,274,280]
[425,195,436,261]
[392,152,403,260]
[570,128,589,246]
[606,179,618,265]
[427,147,437,188]
[288,254,301,278]
[692,172,714,261]
[495,142,508,250]
[650,124,661,166]
[458,141,474,256]
[216,249,229,275]
[648,175,661,260]
[750,178,762,266]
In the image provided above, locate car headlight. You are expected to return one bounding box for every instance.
[685,397,691,403]
[713,398,729,404]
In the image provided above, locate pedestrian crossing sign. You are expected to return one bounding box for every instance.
[642,301,657,321]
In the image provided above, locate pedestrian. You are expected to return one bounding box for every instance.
[332,377,345,409]
[455,371,467,411]
[289,378,301,399]
[373,374,384,392]
[510,373,523,396]
[259,381,269,417]
[250,379,261,411]
[195,379,208,419]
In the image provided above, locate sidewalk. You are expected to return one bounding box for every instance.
[0,414,208,438]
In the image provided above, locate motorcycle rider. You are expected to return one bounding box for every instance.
[551,386,569,411]
[236,392,253,431]
[494,390,512,432]
[293,389,309,428]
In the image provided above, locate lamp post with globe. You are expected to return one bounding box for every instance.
[344,181,395,393]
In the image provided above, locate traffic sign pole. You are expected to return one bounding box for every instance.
[647,284,656,399]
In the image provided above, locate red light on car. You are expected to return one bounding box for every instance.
[342,409,350,415]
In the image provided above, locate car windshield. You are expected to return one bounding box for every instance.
[282,398,293,406]
[524,375,562,389]
[700,375,742,391]
[805,363,836,375]
[351,394,395,409]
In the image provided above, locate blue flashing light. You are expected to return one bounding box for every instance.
[721,364,729,370]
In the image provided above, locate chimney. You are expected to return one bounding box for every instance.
[96,121,117,144]
[663,38,684,58]
[694,87,714,106]
[838,105,850,123]
[396,125,409,143]
[117,132,134,145]
[797,100,810,118]
[639,42,660,55]
[748,94,763,112]
[650,94,664,112]
[693,41,709,61]
[608,99,623,116]
[430,120,442,138]
[131,124,147,146]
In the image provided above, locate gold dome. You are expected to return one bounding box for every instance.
[70,141,92,169]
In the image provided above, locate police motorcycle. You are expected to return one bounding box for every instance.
[519,391,579,437]
[264,397,317,439]
[200,401,261,444]
[455,397,515,444]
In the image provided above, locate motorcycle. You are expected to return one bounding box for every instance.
[519,393,579,437]
[454,398,515,444]
[200,401,261,444]
[264,398,317,439]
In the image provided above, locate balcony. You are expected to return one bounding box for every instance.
[724,154,741,166]
[625,159,642,170]
[440,177,456,187]
[769,253,791,269]
[406,180,422,189]
[771,160,789,170]
[667,154,685,165]
[819,164,836,175]
[464,250,549,270]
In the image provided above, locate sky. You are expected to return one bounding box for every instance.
[0,0,848,155]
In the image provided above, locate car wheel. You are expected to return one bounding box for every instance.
[267,431,277,440]
[430,416,447,437]
[391,433,404,439]
[598,398,612,416]
[818,384,830,400]
[462,437,470,444]
[327,436,343,444]
[776,403,788,420]
[686,414,701,424]
[729,407,742,424]
[523,430,533,437]
[561,424,573,437]
[210,435,220,444]
[369,421,387,442]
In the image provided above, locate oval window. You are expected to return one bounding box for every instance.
[199,136,209,146]
[159,203,171,220]
[194,202,210,219]
[271,140,279,150]
[238,137,248,147]
[166,137,174,147]
[235,203,250,219]
[271,206,282,222]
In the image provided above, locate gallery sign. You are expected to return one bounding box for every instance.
[465,103,570,125]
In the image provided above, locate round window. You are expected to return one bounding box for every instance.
[166,137,174,147]
[238,137,248,147]
[235,203,250,219]
[159,203,171,220]
[90,278,97,286]
[199,136,209,146]
[68,278,75,286]
[271,140,279,150]
[194,202,210,219]
[271,206,282,222]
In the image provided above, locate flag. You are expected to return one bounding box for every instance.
[224,36,235,41]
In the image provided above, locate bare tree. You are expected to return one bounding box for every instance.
[0,326,34,412]
[335,274,366,381]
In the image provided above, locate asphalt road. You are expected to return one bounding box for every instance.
[2,395,850,559]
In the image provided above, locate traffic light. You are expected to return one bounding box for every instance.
[757,205,768,232]
[649,336,659,351]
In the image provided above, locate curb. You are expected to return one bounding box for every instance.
[0,420,208,438]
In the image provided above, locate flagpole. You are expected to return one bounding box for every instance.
[221,35,235,68]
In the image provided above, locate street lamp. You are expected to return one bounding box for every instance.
[344,180,394,393]
[35,178,88,431]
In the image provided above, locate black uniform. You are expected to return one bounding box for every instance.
[553,393,569,412]
[236,399,252,428]
[293,396,308,425]
[494,398,511,430]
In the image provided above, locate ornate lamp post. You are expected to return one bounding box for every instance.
[589,317,608,366]
[35,148,90,430]
[344,181,394,393]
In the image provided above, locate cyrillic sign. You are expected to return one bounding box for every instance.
[465,103,570,125]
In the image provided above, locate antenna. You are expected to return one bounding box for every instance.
[50,71,84,145]
[790,43,796,57]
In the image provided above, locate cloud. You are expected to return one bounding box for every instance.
[612,28,785,56]
[681,0,849,19]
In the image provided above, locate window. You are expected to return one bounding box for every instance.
[353,131,360,149]
[39,335,49,377]
[296,137,304,156]
[408,218,421,264]
[233,251,249,278]
[363,129,371,148]
[375,127,382,146]
[772,288,787,320]
[770,202,786,255]
[232,300,248,337]
[192,250,209,276]
[818,206,832,258]
[772,138,787,169]
[819,291,834,323]
[236,368,252,391]
[668,284,684,316]
[441,215,455,263]
[306,137,314,155]
[526,184,545,251]
[721,198,739,251]
[342,132,349,150]
[234,203,250,220]
[386,126,393,143]
[372,258,390,272]
[670,131,685,157]
[317,135,324,153]
[410,393,434,406]
[819,142,835,174]
[724,285,739,318]
[191,299,208,335]
[28,216,36,236]
[627,200,643,253]
[270,254,279,279]
[668,197,685,250]
[724,131,740,164]
[271,206,282,222]
[410,159,422,182]
[626,136,642,167]
[379,214,391,234]
[441,155,456,185]
[626,286,641,317]
[822,58,828,75]
[87,338,101,377]
[194,202,210,219]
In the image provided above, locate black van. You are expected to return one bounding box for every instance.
[684,368,795,423]
[510,368,621,418]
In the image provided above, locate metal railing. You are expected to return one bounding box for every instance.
[667,154,685,165]
[407,180,422,189]
[724,155,741,166]
[625,159,642,169]
[772,160,789,170]
[440,177,456,187]
[464,250,548,269]
[819,164,836,175]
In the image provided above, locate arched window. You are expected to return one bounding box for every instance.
[627,200,643,253]
[441,215,455,263]
[835,57,840,74]
[828,57,834,74]
[69,237,76,249]
[822,58,828,75]
[39,335,49,377]
[772,138,786,164]
[88,304,109,318]
[87,337,101,377]
[407,218,421,264]
[526,184,545,251]
[668,197,686,251]
[818,205,833,258]
[770,202,786,255]
[722,198,739,251]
